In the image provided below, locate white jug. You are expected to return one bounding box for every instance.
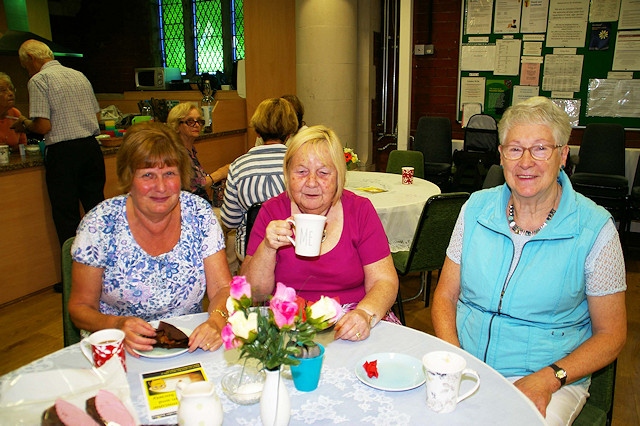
[176,381,223,426]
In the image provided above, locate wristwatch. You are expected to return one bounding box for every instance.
[360,308,378,329]
[549,363,567,386]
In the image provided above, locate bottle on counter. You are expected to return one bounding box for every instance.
[201,80,214,134]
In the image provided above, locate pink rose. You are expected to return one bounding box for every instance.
[221,323,241,350]
[270,283,298,328]
[230,276,252,300]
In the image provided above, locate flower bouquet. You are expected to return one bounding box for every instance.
[222,276,343,371]
[344,147,359,170]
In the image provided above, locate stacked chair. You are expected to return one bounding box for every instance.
[570,124,628,233]
[452,114,500,193]
[392,192,470,324]
[411,116,453,190]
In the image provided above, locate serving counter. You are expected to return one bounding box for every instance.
[0,94,247,306]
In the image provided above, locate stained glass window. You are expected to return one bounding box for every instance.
[158,0,244,76]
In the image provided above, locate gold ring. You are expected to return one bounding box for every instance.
[277,235,280,242]
[205,342,211,348]
[355,332,361,340]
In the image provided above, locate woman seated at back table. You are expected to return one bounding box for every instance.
[166,102,229,204]
[221,97,298,260]
[240,125,399,342]
[68,122,232,356]
[431,97,627,424]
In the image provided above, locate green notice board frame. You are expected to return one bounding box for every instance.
[456,1,640,129]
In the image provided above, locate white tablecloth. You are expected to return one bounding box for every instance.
[345,171,441,252]
[0,313,545,425]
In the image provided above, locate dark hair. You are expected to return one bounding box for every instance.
[116,122,192,193]
[281,94,305,130]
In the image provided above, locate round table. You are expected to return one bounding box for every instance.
[0,314,545,425]
[345,171,441,252]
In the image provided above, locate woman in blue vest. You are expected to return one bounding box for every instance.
[432,96,627,425]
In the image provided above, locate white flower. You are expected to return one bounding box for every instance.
[228,310,258,340]
[309,296,343,323]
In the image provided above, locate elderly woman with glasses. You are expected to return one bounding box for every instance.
[431,97,627,424]
[167,102,229,203]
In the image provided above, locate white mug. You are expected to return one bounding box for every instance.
[402,166,414,184]
[286,214,327,257]
[422,351,480,413]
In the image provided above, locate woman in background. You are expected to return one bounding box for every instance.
[167,102,229,203]
[220,97,298,260]
[0,72,27,149]
[69,122,232,356]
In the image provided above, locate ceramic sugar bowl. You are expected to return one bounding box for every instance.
[176,381,223,426]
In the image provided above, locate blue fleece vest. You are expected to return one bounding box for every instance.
[458,171,611,377]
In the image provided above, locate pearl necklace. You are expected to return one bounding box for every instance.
[508,204,556,236]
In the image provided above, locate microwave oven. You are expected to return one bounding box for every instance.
[135,67,182,90]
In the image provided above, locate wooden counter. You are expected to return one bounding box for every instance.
[0,128,247,307]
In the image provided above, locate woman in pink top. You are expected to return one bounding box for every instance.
[241,125,399,342]
[0,73,27,149]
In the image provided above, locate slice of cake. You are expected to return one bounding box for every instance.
[86,389,136,426]
[41,399,100,426]
[154,321,189,349]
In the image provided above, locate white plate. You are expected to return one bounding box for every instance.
[133,321,192,359]
[355,352,425,391]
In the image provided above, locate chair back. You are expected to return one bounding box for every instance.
[386,150,425,179]
[573,360,617,426]
[413,116,452,164]
[62,237,81,347]
[402,192,469,274]
[245,203,262,256]
[464,114,499,152]
[482,164,506,189]
[575,124,625,176]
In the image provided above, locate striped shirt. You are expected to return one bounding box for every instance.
[220,144,287,257]
[27,60,100,144]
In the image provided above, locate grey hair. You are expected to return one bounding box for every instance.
[18,40,54,64]
[0,72,15,91]
[498,96,572,146]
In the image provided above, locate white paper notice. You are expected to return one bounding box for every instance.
[466,0,495,34]
[589,0,621,22]
[494,0,523,34]
[542,54,584,92]
[619,0,640,30]
[588,78,640,118]
[460,77,487,110]
[612,31,640,71]
[523,41,543,55]
[461,44,497,71]
[546,0,589,47]
[494,38,522,75]
[513,85,540,104]
[521,0,550,33]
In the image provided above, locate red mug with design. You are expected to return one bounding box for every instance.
[402,167,414,184]
[80,328,127,371]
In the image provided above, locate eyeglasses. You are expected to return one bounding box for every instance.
[180,119,205,127]
[501,144,562,161]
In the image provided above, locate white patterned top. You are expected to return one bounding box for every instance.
[72,192,225,321]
